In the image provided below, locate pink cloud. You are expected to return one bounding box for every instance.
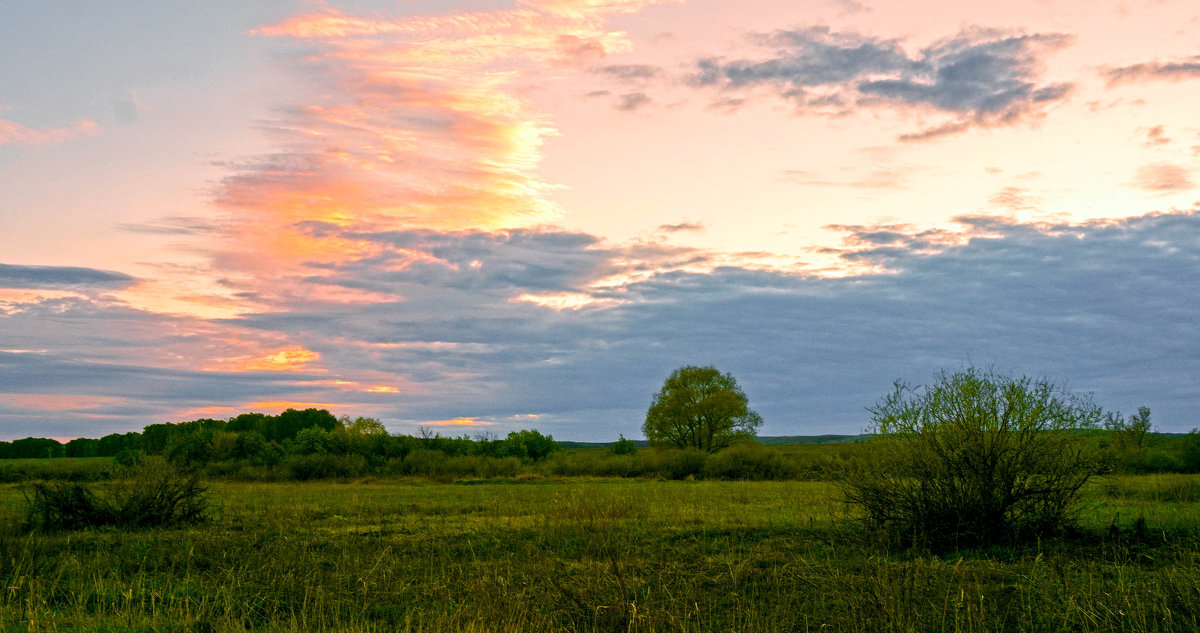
[0,117,100,147]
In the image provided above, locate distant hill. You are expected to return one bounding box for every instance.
[558,434,867,449]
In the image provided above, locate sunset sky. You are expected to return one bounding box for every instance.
[3,0,1199,440]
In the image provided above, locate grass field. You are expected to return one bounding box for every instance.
[1,473,1199,632]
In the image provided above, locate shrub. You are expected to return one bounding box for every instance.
[839,368,1103,548]
[609,435,638,456]
[1180,429,1200,473]
[702,443,797,480]
[635,448,707,480]
[23,459,206,531]
[284,454,367,480]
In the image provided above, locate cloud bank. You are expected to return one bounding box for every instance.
[4,210,1199,439]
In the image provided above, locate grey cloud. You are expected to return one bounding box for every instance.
[0,264,136,290]
[118,216,218,235]
[658,222,705,233]
[6,214,1200,440]
[1103,55,1200,86]
[257,213,1200,438]
[615,92,652,111]
[595,64,663,81]
[693,27,1074,139]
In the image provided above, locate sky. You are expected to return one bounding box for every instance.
[2,0,1199,441]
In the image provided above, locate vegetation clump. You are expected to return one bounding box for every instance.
[839,367,1104,548]
[23,458,206,531]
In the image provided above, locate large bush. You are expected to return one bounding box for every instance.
[839,368,1103,548]
[23,458,206,531]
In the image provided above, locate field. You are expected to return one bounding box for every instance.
[1,466,1199,632]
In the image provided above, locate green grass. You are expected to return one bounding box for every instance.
[0,476,1198,632]
[0,457,113,484]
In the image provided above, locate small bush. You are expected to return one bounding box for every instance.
[23,459,206,531]
[23,482,115,530]
[609,435,638,456]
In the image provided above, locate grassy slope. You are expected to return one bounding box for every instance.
[1,475,1199,632]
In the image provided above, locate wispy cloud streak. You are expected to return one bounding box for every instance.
[0,117,99,147]
[1102,55,1200,86]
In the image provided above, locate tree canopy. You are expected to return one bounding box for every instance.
[643,365,762,452]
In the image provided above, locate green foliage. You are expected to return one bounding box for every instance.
[609,434,637,455]
[702,443,799,480]
[0,458,113,484]
[500,429,559,461]
[1180,430,1200,473]
[64,438,99,458]
[269,408,339,443]
[1,437,65,459]
[643,365,762,452]
[284,453,368,480]
[293,426,347,455]
[840,367,1104,548]
[22,458,206,531]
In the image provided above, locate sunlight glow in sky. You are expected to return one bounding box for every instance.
[2,0,1199,440]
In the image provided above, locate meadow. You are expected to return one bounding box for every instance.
[1,459,1199,632]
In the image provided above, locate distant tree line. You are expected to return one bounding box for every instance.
[0,408,560,476]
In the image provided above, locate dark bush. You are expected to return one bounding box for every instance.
[23,459,206,531]
[23,482,115,530]
[636,448,707,480]
[284,454,368,480]
[1180,430,1200,473]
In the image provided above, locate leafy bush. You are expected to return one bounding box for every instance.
[702,443,798,480]
[544,450,636,478]
[839,368,1103,548]
[23,459,206,531]
[636,448,707,480]
[609,435,638,455]
[1180,430,1200,473]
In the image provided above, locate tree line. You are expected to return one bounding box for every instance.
[0,407,559,468]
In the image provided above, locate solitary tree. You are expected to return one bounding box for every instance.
[643,365,762,452]
[839,367,1104,548]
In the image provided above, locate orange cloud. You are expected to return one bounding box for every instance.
[232,347,321,372]
[2,394,126,413]
[424,417,494,426]
[0,117,100,147]
[209,0,672,300]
